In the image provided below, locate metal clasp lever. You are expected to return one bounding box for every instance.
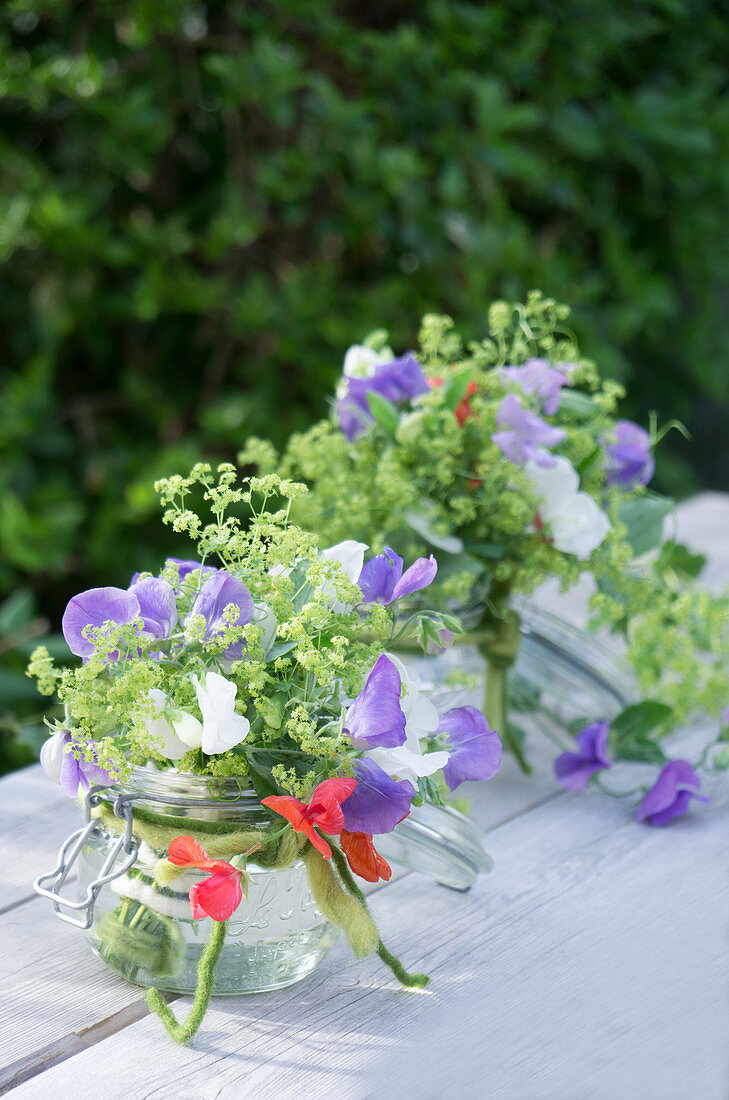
[33,786,139,929]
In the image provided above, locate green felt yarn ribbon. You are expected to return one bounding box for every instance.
[146,919,228,1045]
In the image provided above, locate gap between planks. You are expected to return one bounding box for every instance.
[0,996,177,1096]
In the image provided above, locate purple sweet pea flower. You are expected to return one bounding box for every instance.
[492,394,567,468]
[604,420,655,489]
[187,570,254,660]
[128,576,178,639]
[636,759,708,826]
[336,353,429,441]
[62,586,142,660]
[357,546,438,605]
[554,721,611,792]
[40,730,113,798]
[341,757,413,834]
[501,358,575,416]
[343,654,407,749]
[438,706,502,792]
[166,558,218,582]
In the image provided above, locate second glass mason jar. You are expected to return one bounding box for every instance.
[398,601,639,752]
[78,767,339,996]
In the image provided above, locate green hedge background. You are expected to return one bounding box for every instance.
[2,0,728,772]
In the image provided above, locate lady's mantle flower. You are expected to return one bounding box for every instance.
[554,721,611,792]
[500,358,575,416]
[40,730,113,798]
[344,654,407,749]
[341,757,413,835]
[604,420,655,489]
[525,455,610,559]
[357,547,438,605]
[262,777,357,859]
[492,394,566,468]
[636,760,708,827]
[167,835,245,921]
[340,830,392,883]
[438,707,502,791]
[336,352,429,441]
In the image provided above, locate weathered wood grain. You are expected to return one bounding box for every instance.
[10,766,728,1100]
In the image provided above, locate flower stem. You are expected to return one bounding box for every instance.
[484,660,532,774]
[145,919,228,1044]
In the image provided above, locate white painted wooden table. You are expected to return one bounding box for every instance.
[2,495,728,1100]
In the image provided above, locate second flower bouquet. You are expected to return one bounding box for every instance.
[31,465,501,1044]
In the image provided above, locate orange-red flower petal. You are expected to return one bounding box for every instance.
[168,834,210,867]
[340,830,392,883]
[190,870,243,921]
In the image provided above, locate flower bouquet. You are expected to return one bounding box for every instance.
[243,293,729,826]
[31,466,501,1043]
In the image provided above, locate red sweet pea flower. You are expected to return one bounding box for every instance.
[262,777,357,859]
[427,376,478,428]
[168,835,244,922]
[340,830,392,883]
[454,381,479,427]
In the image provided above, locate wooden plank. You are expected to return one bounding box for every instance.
[0,768,80,910]
[0,900,150,1085]
[10,769,727,1100]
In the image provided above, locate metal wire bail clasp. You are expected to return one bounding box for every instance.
[33,785,139,929]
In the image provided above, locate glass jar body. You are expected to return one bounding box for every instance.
[77,768,338,995]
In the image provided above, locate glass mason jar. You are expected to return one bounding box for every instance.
[46,766,491,998]
[77,768,339,995]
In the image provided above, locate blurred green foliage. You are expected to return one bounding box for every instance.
[1,0,728,773]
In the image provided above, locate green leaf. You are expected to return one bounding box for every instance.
[464,540,507,561]
[443,372,473,411]
[611,700,673,742]
[0,589,35,634]
[366,391,400,435]
[576,446,601,480]
[266,640,297,662]
[618,495,674,556]
[654,540,706,580]
[558,391,595,420]
[612,735,667,765]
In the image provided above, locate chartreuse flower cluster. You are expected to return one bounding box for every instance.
[240,293,729,826]
[30,464,502,1042]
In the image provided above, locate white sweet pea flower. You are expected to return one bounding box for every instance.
[342,344,393,380]
[192,671,250,755]
[366,654,448,786]
[319,539,368,612]
[525,455,610,560]
[145,688,202,761]
[386,654,439,739]
[367,740,448,787]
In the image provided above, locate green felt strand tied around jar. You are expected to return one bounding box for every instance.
[474,582,530,774]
